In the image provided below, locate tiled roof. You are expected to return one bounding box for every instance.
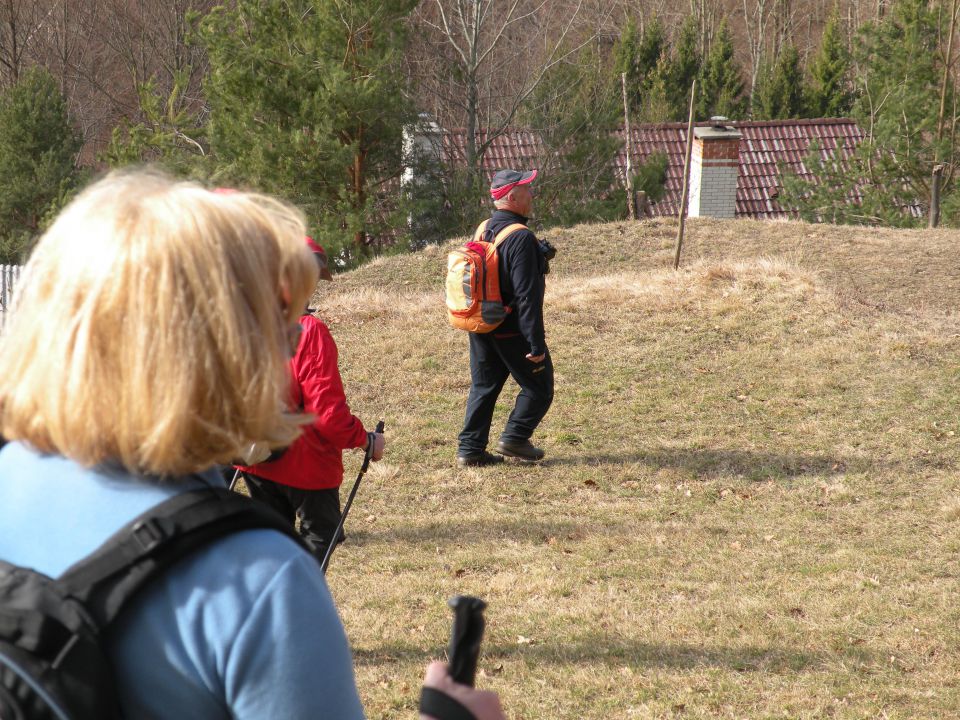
[442,119,865,219]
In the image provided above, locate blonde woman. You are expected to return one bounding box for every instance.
[0,170,503,720]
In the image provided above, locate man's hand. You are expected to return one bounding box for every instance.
[420,661,505,720]
[525,353,546,363]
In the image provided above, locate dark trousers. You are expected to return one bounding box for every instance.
[242,473,343,563]
[457,332,554,456]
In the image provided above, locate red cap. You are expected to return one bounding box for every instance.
[490,169,537,200]
[304,236,333,281]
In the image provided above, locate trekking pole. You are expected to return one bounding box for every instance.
[320,419,384,574]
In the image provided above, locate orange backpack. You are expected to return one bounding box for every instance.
[445,220,526,333]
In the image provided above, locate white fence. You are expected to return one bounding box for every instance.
[1,264,22,321]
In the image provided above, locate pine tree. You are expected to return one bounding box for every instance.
[200,0,416,265]
[0,67,80,264]
[103,71,207,174]
[639,57,675,123]
[698,20,746,120]
[614,16,666,115]
[524,45,624,226]
[613,17,643,113]
[667,16,702,120]
[806,9,854,118]
[782,0,959,226]
[753,45,805,120]
[636,18,667,86]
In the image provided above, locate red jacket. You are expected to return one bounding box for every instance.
[239,314,368,489]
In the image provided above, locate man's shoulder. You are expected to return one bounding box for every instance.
[497,225,538,256]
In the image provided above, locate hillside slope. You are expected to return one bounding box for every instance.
[313,217,960,720]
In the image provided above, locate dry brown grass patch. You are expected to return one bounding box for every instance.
[293,217,960,719]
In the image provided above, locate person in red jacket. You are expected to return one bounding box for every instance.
[237,239,385,562]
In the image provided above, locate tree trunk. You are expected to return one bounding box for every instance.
[621,72,636,221]
[353,126,366,253]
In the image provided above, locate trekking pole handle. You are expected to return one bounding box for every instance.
[447,595,487,687]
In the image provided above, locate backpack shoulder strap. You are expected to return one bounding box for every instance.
[492,223,528,247]
[57,486,306,628]
[472,220,489,242]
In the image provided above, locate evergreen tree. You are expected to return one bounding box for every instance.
[103,72,207,175]
[0,67,80,264]
[636,18,667,86]
[523,45,625,226]
[200,0,416,266]
[698,20,746,120]
[753,45,805,120]
[613,17,643,113]
[614,17,666,115]
[806,9,854,117]
[782,0,958,226]
[667,16,702,120]
[638,57,675,123]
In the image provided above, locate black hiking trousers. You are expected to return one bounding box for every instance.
[457,332,554,456]
[241,473,343,563]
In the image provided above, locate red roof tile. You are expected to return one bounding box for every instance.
[441,118,865,220]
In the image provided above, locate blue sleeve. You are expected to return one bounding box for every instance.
[225,552,366,720]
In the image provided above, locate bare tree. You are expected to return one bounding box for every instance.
[689,0,719,56]
[741,0,772,108]
[412,0,601,176]
[27,0,215,162]
[772,0,800,57]
[0,0,43,87]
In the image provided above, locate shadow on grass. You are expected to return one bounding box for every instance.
[353,636,876,674]
[545,448,855,480]
[349,517,586,545]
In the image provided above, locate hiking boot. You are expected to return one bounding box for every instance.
[456,451,505,468]
[496,440,545,463]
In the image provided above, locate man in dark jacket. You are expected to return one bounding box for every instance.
[456,169,554,467]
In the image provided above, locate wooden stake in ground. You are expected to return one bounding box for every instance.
[929,163,945,228]
[621,72,637,221]
[674,80,697,270]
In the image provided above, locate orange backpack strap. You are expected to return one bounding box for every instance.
[472,220,489,242]
[492,223,527,247]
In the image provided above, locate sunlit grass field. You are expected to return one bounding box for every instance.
[294,216,959,719]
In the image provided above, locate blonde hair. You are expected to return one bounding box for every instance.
[0,169,319,477]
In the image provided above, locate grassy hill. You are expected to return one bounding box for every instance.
[308,217,960,719]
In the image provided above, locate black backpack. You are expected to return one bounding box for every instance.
[0,485,305,720]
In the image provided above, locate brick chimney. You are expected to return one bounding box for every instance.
[687,117,742,219]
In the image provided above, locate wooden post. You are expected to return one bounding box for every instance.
[673,80,697,270]
[636,190,650,217]
[621,72,637,221]
[929,164,945,228]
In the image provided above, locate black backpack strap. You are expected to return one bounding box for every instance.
[57,486,306,628]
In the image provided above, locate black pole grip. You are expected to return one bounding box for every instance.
[447,595,486,687]
[360,419,385,471]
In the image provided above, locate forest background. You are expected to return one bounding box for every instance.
[3,0,959,267]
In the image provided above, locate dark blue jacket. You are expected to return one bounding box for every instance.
[483,210,547,356]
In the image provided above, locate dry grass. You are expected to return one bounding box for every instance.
[306,217,960,719]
